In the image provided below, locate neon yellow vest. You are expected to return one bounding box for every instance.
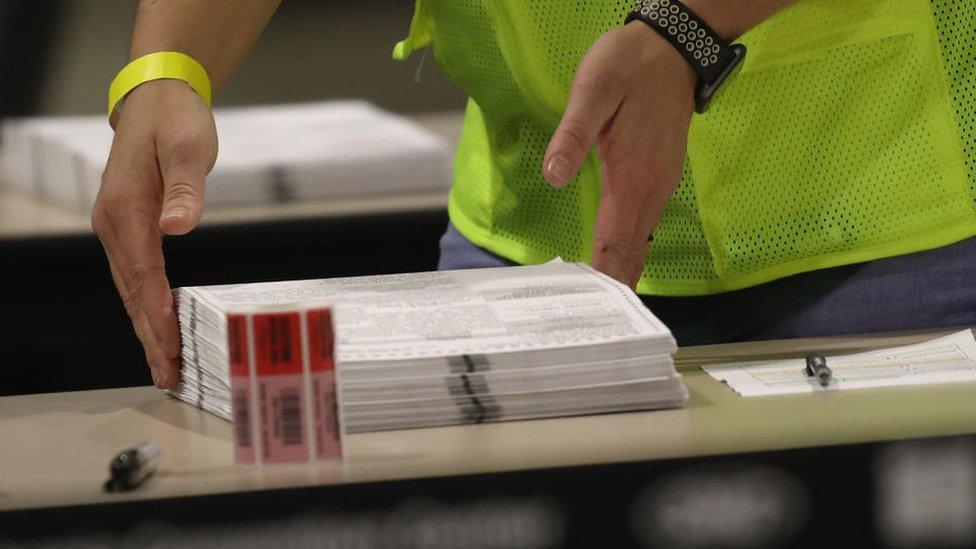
[395,0,976,296]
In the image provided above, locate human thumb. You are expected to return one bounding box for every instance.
[156,126,215,236]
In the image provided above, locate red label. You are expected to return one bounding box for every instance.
[228,313,255,464]
[227,314,249,377]
[306,308,335,373]
[253,312,302,375]
[306,307,341,459]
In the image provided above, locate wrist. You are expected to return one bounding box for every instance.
[623,22,697,105]
[625,0,753,113]
[110,79,204,130]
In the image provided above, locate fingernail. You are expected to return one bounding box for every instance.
[545,155,573,187]
[162,206,189,220]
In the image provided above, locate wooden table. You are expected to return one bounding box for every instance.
[2,329,973,505]
[2,329,974,546]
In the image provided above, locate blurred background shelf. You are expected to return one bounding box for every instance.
[0,112,462,240]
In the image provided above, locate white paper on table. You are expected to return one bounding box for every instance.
[702,329,976,397]
[171,261,688,431]
[185,261,676,364]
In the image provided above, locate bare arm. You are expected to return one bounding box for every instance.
[130,0,282,93]
[93,0,282,388]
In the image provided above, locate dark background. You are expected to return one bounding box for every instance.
[0,2,62,118]
[7,0,467,118]
[1,212,448,396]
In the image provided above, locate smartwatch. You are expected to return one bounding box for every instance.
[626,0,747,114]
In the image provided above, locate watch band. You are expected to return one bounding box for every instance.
[626,0,745,112]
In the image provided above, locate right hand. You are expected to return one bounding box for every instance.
[92,80,217,389]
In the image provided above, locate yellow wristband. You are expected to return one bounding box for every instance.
[107,51,212,118]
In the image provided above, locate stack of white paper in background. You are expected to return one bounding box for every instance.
[174,261,688,433]
[0,101,453,211]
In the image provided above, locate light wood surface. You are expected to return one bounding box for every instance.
[0,112,462,240]
[2,329,974,513]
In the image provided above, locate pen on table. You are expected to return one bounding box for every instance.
[805,353,832,388]
[104,441,161,492]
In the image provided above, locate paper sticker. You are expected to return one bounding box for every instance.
[253,311,310,463]
[228,313,255,464]
[306,308,342,460]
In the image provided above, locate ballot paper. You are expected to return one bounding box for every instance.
[702,329,976,397]
[172,261,689,434]
[0,101,452,210]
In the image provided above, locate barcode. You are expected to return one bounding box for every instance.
[233,390,251,448]
[278,390,302,446]
[269,315,293,365]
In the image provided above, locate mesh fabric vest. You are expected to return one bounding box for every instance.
[395,0,976,296]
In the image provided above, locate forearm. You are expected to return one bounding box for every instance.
[684,0,798,41]
[130,0,282,94]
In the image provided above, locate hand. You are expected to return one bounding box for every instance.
[543,22,696,289]
[92,80,217,389]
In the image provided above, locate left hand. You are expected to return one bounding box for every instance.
[543,22,697,289]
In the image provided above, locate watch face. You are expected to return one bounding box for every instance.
[695,44,747,114]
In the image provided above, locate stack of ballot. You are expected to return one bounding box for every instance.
[0,101,452,211]
[173,261,688,434]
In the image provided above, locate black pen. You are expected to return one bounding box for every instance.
[104,441,161,492]
[805,353,832,388]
